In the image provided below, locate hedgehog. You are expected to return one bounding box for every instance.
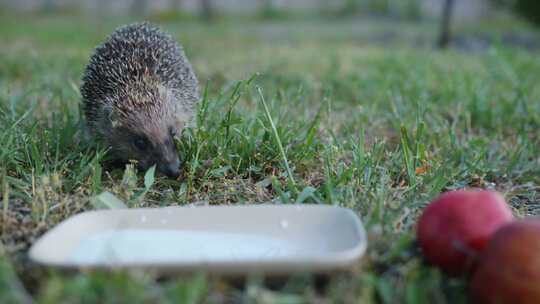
[80,22,199,178]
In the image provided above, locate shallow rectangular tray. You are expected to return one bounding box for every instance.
[29,204,366,275]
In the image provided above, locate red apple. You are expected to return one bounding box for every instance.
[417,189,513,275]
[470,219,540,304]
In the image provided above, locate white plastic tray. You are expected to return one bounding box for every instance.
[29,204,367,274]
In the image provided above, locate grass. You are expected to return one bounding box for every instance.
[0,13,539,303]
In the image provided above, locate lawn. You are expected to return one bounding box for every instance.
[0,13,539,303]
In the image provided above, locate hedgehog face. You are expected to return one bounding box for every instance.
[108,123,182,179]
[130,126,181,178]
[96,84,190,178]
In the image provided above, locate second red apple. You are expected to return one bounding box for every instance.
[417,189,513,275]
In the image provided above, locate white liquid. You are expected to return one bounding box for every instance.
[70,229,303,265]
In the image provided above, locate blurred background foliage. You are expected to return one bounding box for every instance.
[0,0,518,21]
[494,0,540,25]
[2,0,539,49]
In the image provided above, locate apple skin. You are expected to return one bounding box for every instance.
[470,219,540,304]
[417,189,514,275]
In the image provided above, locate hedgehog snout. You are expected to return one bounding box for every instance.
[155,133,183,178]
[159,158,181,179]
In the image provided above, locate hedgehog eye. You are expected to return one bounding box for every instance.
[133,137,148,151]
